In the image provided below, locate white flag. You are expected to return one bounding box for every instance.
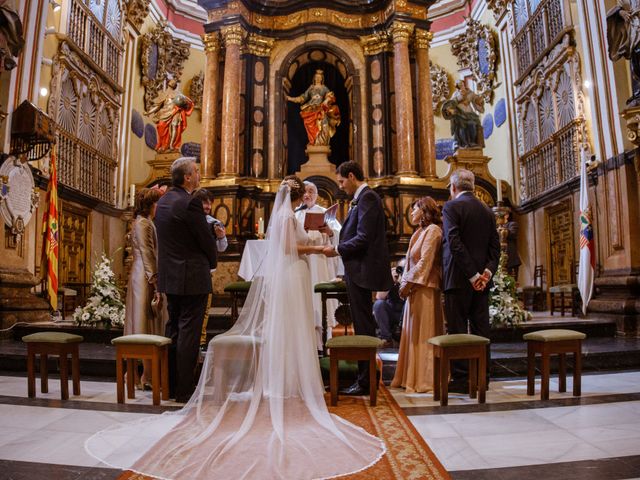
[577,149,595,315]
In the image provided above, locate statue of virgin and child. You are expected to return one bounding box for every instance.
[85,176,385,479]
[286,69,341,147]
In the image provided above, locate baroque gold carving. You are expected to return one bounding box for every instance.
[246,33,275,57]
[486,0,512,21]
[450,18,498,103]
[189,71,204,110]
[140,21,190,112]
[124,0,150,31]
[221,24,246,47]
[360,31,391,56]
[389,21,415,44]
[414,29,433,50]
[430,61,450,114]
[201,32,220,53]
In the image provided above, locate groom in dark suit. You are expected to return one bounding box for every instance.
[155,157,218,402]
[325,161,392,396]
[442,169,500,392]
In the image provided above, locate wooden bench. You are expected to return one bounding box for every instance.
[111,334,171,406]
[524,329,585,401]
[428,334,490,407]
[22,332,83,400]
[326,335,383,407]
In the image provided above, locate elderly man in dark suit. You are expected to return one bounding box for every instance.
[442,169,500,393]
[324,161,392,396]
[155,157,217,402]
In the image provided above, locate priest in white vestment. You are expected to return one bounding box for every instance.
[295,181,342,350]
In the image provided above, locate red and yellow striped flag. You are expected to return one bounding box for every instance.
[42,146,59,310]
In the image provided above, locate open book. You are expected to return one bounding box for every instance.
[303,203,339,231]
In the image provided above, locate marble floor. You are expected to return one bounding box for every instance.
[0,371,639,479]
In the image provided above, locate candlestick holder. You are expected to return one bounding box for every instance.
[492,202,509,273]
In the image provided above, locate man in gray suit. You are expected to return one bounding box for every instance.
[155,157,217,402]
[442,169,500,392]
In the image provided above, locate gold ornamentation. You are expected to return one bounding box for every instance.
[246,33,275,57]
[360,32,391,56]
[331,12,362,27]
[430,61,450,114]
[140,20,190,113]
[486,0,511,21]
[201,32,220,53]
[124,0,150,31]
[221,24,246,47]
[450,18,498,103]
[414,29,433,49]
[389,21,414,43]
[275,12,305,29]
[189,71,204,110]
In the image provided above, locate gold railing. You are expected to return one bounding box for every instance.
[512,0,568,80]
[57,129,115,204]
[520,120,580,201]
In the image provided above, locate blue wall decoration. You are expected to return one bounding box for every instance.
[144,124,157,150]
[494,98,507,127]
[131,110,144,138]
[435,138,456,160]
[483,114,494,140]
[181,142,202,162]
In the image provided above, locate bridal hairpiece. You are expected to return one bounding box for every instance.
[281,178,300,191]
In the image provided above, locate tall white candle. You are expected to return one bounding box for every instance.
[258,217,264,235]
[496,179,502,203]
[129,184,136,207]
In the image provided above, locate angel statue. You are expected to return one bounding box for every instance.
[607,0,640,105]
[442,80,485,149]
[286,70,341,147]
[145,78,194,152]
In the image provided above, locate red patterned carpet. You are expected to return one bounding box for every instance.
[118,385,450,480]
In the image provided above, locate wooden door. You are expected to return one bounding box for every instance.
[546,201,574,286]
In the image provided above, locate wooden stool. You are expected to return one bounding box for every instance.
[326,335,383,407]
[524,329,585,400]
[210,334,262,404]
[428,334,489,407]
[223,281,252,324]
[22,332,83,400]
[111,334,171,406]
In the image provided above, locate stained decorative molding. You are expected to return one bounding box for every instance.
[140,21,191,112]
[189,71,204,110]
[124,0,150,31]
[246,33,275,57]
[430,61,450,114]
[486,0,512,21]
[450,18,498,103]
[360,31,391,56]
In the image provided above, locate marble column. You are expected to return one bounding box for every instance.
[219,24,245,178]
[201,32,221,179]
[390,21,417,176]
[415,29,437,179]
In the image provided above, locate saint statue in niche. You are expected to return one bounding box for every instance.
[0,1,24,123]
[286,69,341,147]
[607,0,640,105]
[144,78,194,152]
[442,80,485,149]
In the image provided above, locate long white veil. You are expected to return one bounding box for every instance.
[85,184,385,480]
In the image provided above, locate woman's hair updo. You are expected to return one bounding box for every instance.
[282,175,305,203]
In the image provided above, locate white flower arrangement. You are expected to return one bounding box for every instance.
[73,253,125,328]
[489,256,531,328]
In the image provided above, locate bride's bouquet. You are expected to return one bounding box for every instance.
[72,253,125,328]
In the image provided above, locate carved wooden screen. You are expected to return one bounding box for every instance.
[59,202,90,310]
[545,201,574,286]
[48,0,124,204]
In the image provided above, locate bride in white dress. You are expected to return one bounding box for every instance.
[85,176,385,479]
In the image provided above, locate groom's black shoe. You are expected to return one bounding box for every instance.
[340,382,367,396]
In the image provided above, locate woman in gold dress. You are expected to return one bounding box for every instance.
[391,196,444,393]
[124,187,164,388]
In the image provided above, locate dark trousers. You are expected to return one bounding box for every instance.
[444,285,491,382]
[345,277,377,388]
[373,298,404,341]
[165,293,208,400]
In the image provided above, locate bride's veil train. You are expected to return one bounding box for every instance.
[85,184,385,479]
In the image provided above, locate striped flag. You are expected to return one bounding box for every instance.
[42,146,59,310]
[577,149,595,315]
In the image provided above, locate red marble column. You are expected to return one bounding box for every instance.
[219,24,245,177]
[200,32,220,179]
[390,21,417,176]
[415,29,437,179]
